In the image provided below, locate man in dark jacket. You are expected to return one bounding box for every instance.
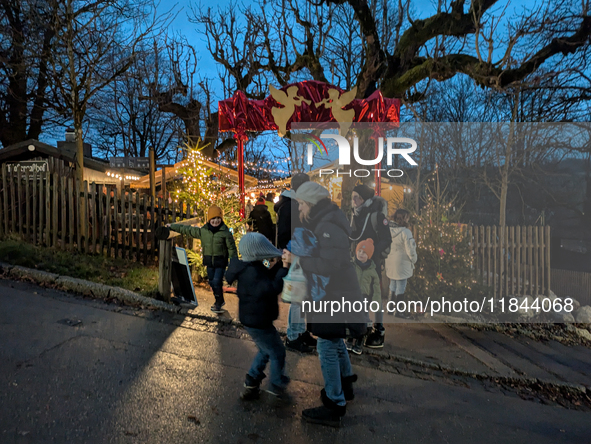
[225,232,289,401]
[247,198,275,242]
[274,173,316,353]
[350,183,392,348]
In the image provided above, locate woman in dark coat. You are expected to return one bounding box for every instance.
[283,182,366,427]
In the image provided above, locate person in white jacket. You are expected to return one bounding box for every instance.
[385,209,417,319]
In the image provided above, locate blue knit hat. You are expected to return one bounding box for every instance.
[239,232,283,262]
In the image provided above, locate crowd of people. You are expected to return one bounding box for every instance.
[167,176,417,428]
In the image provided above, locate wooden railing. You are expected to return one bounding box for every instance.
[0,166,197,264]
[412,225,551,298]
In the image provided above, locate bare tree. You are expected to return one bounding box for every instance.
[0,0,59,147]
[49,0,166,185]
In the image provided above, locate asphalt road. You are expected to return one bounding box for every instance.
[0,278,589,444]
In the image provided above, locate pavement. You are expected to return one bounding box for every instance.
[1,278,590,443]
[186,284,591,388]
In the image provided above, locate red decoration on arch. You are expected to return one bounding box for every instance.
[218,80,400,136]
[218,80,401,218]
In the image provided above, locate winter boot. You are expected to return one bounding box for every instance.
[300,331,317,348]
[345,337,355,351]
[286,334,313,353]
[365,325,385,349]
[387,291,397,316]
[341,374,358,401]
[394,294,411,319]
[350,337,363,355]
[302,390,346,427]
[265,376,291,404]
[240,373,265,400]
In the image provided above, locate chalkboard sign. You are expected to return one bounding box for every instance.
[171,247,198,305]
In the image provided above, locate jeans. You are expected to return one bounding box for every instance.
[207,266,225,306]
[316,337,354,406]
[389,278,408,295]
[287,303,306,341]
[245,326,289,389]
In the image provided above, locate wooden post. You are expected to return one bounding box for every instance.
[142,196,148,264]
[149,147,156,201]
[39,171,44,245]
[17,167,23,238]
[105,186,112,257]
[75,179,81,252]
[68,179,74,249]
[52,173,58,248]
[45,170,51,246]
[99,184,105,255]
[158,239,173,303]
[114,187,120,258]
[135,192,141,261]
[545,226,551,296]
[127,191,133,259]
[82,181,88,252]
[61,177,66,249]
[32,170,37,244]
[25,169,30,242]
[89,183,96,253]
[2,165,8,235]
[10,168,16,234]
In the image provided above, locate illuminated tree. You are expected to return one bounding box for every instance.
[407,169,488,303]
[174,140,244,277]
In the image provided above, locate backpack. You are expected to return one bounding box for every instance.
[351,196,388,241]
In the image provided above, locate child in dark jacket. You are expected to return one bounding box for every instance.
[225,232,290,401]
[169,205,237,313]
[347,239,381,354]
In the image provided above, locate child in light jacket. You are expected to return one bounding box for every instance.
[385,209,417,319]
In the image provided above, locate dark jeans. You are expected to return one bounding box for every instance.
[207,266,225,306]
[245,326,289,389]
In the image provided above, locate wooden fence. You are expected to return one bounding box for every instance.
[412,225,551,298]
[551,269,591,305]
[0,166,196,264]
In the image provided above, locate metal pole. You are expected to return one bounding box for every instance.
[375,137,381,196]
[237,137,246,219]
[161,166,167,199]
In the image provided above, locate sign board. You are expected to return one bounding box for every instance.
[170,247,198,305]
[6,161,49,175]
[109,157,150,169]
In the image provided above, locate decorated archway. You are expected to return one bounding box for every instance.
[218,80,400,217]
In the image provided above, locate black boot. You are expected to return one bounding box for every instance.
[365,325,385,349]
[300,331,317,348]
[395,294,411,319]
[387,291,396,316]
[302,390,346,427]
[286,334,313,353]
[341,374,358,401]
[240,373,265,400]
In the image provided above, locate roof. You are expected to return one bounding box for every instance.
[0,139,141,175]
[133,158,258,188]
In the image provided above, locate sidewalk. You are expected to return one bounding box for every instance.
[187,285,591,388]
[1,278,589,443]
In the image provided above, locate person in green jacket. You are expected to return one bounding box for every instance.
[169,205,237,313]
[347,238,381,355]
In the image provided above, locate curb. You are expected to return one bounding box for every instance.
[1,261,589,395]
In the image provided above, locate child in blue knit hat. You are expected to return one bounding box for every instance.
[225,232,290,401]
